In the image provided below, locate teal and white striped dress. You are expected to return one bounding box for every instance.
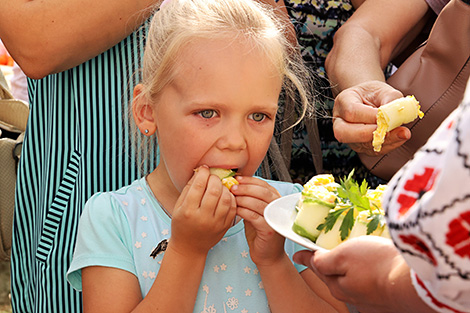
[10,21,157,312]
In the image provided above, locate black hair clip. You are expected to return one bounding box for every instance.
[150,238,169,259]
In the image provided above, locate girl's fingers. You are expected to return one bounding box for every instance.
[236,206,265,228]
[231,176,280,204]
[233,175,276,189]
[199,174,223,216]
[210,181,236,221]
[218,188,237,226]
[182,165,210,210]
[174,168,198,210]
[187,167,237,227]
[235,195,269,216]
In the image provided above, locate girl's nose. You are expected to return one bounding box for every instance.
[216,122,247,151]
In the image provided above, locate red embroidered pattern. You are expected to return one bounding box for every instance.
[397,167,438,216]
[446,211,470,259]
[399,234,437,265]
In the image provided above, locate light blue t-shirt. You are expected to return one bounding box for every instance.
[67,177,306,312]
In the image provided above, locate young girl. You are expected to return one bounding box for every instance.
[67,1,348,312]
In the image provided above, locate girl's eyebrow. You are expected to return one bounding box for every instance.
[246,102,280,112]
[188,99,279,109]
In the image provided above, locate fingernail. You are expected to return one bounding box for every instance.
[398,132,410,140]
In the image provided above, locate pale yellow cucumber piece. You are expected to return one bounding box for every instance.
[209,168,235,179]
[209,168,238,190]
[315,215,344,250]
[373,95,424,152]
[301,185,337,206]
[348,212,383,240]
[292,200,332,242]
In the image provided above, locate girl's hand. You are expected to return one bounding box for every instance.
[231,176,283,266]
[170,166,237,257]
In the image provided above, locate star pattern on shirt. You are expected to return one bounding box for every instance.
[220,263,227,271]
[122,201,129,206]
[258,281,264,290]
[253,269,259,275]
[161,229,169,236]
[203,285,209,294]
[243,266,251,274]
[222,238,228,242]
[148,271,156,279]
[241,309,248,313]
[140,216,148,221]
[245,289,252,296]
[226,285,233,293]
[141,198,146,205]
[141,232,147,238]
[213,265,220,273]
[136,186,143,191]
[241,250,249,258]
[142,271,148,278]
[134,241,142,249]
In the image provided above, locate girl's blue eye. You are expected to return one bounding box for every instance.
[199,110,216,119]
[250,113,266,122]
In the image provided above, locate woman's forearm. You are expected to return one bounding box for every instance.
[382,258,437,313]
[325,0,431,96]
[325,23,385,96]
[0,0,157,78]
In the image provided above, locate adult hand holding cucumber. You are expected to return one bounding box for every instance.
[332,81,421,156]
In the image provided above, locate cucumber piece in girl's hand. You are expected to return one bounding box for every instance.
[209,168,239,190]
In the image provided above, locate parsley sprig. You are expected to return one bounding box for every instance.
[317,170,381,240]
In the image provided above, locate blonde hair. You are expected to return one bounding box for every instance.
[137,0,314,120]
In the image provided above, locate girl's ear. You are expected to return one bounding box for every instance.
[132,84,157,136]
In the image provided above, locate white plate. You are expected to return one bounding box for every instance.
[265,193,328,251]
